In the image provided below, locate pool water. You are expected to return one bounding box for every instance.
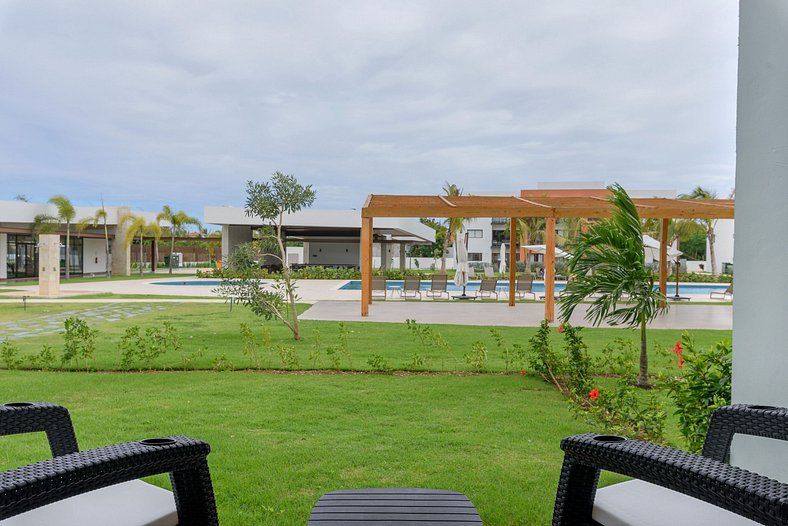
[338,280,730,295]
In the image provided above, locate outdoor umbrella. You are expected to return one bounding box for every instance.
[642,235,682,261]
[499,243,507,274]
[453,230,472,299]
[521,244,571,259]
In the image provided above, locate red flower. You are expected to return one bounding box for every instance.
[558,323,564,333]
[679,356,685,369]
[520,370,527,376]
[673,341,683,356]
[589,388,600,400]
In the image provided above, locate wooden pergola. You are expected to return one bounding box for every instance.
[360,193,735,320]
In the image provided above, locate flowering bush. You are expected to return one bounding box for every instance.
[663,332,732,453]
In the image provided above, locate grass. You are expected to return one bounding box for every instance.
[0,303,731,374]
[0,370,627,525]
[0,272,197,287]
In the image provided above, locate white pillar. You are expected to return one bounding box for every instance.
[0,233,7,280]
[731,0,788,481]
[221,225,253,264]
[38,234,60,297]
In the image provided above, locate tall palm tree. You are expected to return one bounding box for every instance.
[439,182,467,273]
[503,217,546,272]
[157,206,202,274]
[679,186,719,275]
[120,214,162,276]
[558,184,667,388]
[48,195,76,279]
[75,204,111,276]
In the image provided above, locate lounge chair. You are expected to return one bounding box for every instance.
[0,401,218,526]
[425,274,449,299]
[483,265,495,278]
[371,276,388,300]
[402,275,422,300]
[475,278,499,300]
[515,273,536,300]
[467,267,476,279]
[710,282,733,300]
[552,404,788,526]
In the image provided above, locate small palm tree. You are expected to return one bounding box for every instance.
[121,214,162,276]
[679,186,719,275]
[439,182,467,273]
[50,195,76,278]
[558,184,667,388]
[157,206,202,274]
[76,204,112,276]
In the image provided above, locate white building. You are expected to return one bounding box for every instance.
[203,206,435,269]
[0,200,162,281]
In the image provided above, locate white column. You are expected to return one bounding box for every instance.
[731,0,788,481]
[0,233,7,280]
[38,234,60,297]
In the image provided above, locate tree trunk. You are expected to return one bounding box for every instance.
[708,228,718,276]
[638,316,651,388]
[65,224,70,280]
[277,214,300,340]
[524,230,531,272]
[440,232,450,273]
[169,236,175,274]
[139,235,144,276]
[103,220,111,277]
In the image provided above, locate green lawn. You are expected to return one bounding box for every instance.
[0,370,625,525]
[0,303,730,375]
[0,272,197,287]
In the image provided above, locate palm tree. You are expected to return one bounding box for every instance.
[439,182,467,273]
[120,214,162,276]
[558,184,667,388]
[502,217,546,272]
[46,195,75,279]
[157,206,202,274]
[679,186,719,275]
[75,204,111,276]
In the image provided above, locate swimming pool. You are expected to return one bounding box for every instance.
[338,280,730,295]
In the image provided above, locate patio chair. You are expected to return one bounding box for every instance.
[402,275,422,300]
[425,274,450,300]
[475,278,499,300]
[0,401,218,526]
[515,273,536,300]
[468,267,476,279]
[483,265,495,278]
[552,403,788,526]
[371,276,388,300]
[710,282,733,300]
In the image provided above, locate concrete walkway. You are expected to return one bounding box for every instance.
[301,301,733,330]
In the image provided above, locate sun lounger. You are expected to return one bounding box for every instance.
[402,275,422,300]
[515,274,536,300]
[371,276,388,300]
[475,277,499,300]
[710,282,732,300]
[425,274,450,300]
[483,265,495,278]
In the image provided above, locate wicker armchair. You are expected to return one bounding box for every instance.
[0,401,218,525]
[552,404,788,525]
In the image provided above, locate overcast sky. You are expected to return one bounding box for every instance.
[0,1,739,220]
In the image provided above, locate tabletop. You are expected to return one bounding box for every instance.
[307,488,483,525]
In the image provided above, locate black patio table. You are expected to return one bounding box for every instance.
[308,488,483,525]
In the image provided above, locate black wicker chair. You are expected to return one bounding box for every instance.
[0,401,218,525]
[552,404,788,525]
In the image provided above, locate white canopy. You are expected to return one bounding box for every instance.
[642,235,683,260]
[522,244,571,258]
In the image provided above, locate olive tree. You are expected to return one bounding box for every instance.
[215,172,316,340]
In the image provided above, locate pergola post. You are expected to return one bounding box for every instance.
[544,217,556,322]
[399,243,406,270]
[659,218,669,304]
[361,217,373,316]
[509,218,517,306]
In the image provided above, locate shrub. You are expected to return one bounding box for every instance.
[62,317,98,369]
[367,354,391,372]
[1,340,22,370]
[240,322,261,368]
[277,345,300,369]
[663,333,732,453]
[28,345,58,370]
[464,341,488,372]
[405,319,453,370]
[119,322,181,370]
[212,353,234,371]
[580,383,666,443]
[489,328,527,372]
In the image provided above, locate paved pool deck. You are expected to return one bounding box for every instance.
[301,301,733,330]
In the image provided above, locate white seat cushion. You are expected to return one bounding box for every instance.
[3,480,178,526]
[593,480,760,526]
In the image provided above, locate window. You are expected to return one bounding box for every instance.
[467,229,483,238]
[467,252,483,262]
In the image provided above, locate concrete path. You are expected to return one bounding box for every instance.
[301,301,733,330]
[0,303,172,339]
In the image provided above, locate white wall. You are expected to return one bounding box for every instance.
[731,0,788,481]
[465,218,493,263]
[82,238,108,274]
[0,233,6,279]
[307,242,359,266]
[709,219,734,274]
